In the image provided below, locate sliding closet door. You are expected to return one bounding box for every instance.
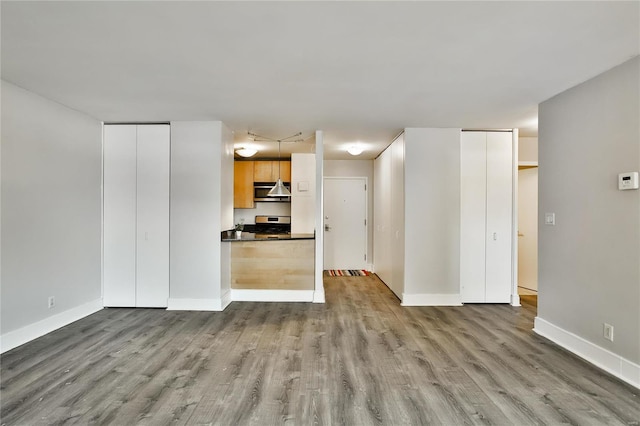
[103,125,137,307]
[460,131,487,303]
[485,131,513,302]
[135,125,170,307]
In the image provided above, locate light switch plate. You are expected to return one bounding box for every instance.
[544,213,556,225]
[618,172,639,190]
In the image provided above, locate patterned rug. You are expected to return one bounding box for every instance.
[326,269,370,277]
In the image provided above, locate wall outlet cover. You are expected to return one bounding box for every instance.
[544,212,556,225]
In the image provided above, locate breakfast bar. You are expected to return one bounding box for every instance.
[225,235,315,291]
[221,215,315,293]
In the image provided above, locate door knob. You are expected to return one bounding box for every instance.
[325,225,331,231]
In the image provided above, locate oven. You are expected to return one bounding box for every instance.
[254,215,291,235]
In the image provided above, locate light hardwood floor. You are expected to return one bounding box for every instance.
[1,274,638,425]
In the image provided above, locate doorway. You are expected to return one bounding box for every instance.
[518,165,538,296]
[323,177,367,270]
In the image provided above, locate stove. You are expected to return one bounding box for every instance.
[254,215,291,235]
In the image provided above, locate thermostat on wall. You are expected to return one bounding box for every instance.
[618,172,639,190]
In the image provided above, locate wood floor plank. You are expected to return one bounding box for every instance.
[2,274,639,425]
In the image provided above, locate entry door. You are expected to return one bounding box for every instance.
[323,178,367,270]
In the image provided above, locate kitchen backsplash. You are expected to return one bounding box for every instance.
[234,202,292,225]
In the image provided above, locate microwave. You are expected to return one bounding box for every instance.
[254,183,291,202]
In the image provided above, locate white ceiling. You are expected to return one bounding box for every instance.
[2,1,638,159]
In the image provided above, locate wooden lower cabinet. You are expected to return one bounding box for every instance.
[231,240,314,290]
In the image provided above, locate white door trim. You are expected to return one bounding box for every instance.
[511,129,520,306]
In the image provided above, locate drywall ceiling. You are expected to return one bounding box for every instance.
[2,1,638,159]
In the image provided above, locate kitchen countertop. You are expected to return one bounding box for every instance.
[221,231,315,242]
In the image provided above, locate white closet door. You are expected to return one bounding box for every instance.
[374,147,393,288]
[485,132,513,302]
[460,132,487,303]
[135,125,170,307]
[103,125,137,307]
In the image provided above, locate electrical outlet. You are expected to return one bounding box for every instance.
[603,323,614,341]
[48,296,55,309]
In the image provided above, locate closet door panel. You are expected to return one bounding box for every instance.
[485,132,513,302]
[103,125,137,307]
[135,125,170,307]
[374,147,392,288]
[460,132,487,303]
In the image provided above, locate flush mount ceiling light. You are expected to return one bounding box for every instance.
[347,144,364,156]
[235,147,257,157]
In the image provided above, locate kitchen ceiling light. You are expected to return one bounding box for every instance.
[347,145,363,156]
[268,178,291,197]
[268,140,291,197]
[236,147,257,157]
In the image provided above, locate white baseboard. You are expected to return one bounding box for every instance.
[401,293,463,306]
[511,293,521,306]
[313,288,326,303]
[231,289,314,302]
[0,298,103,354]
[167,297,226,311]
[534,317,640,389]
[221,289,232,310]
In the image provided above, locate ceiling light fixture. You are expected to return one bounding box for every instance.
[347,144,364,156]
[268,139,291,197]
[235,147,257,157]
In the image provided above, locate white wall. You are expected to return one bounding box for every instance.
[291,153,316,234]
[519,137,539,162]
[169,121,233,310]
[234,202,291,226]
[536,57,639,385]
[323,159,374,264]
[403,128,461,303]
[1,81,102,351]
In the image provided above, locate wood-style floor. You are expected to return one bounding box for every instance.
[1,274,638,425]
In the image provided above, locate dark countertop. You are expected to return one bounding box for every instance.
[221,231,315,242]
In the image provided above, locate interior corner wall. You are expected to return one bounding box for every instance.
[323,159,374,264]
[1,81,102,349]
[220,123,234,232]
[403,128,461,299]
[219,123,234,302]
[169,121,227,309]
[537,57,640,369]
[519,137,539,163]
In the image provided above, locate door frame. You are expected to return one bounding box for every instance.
[322,176,369,271]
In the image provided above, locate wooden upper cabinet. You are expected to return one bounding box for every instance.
[278,161,291,182]
[253,161,274,182]
[234,161,254,209]
[253,160,291,182]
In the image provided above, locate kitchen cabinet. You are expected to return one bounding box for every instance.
[234,161,254,208]
[103,124,170,307]
[460,131,513,303]
[253,160,291,182]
